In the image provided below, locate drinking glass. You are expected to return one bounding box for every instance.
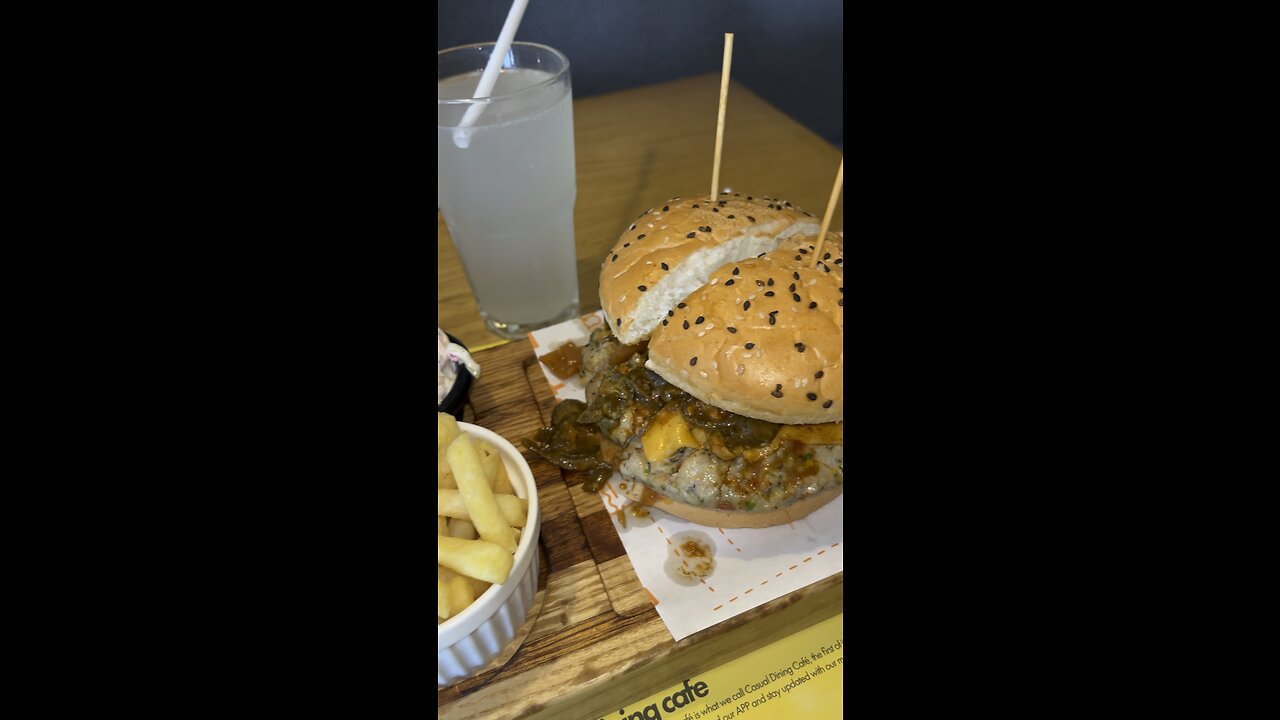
[438,42,579,339]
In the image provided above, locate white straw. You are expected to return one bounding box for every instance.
[451,0,531,149]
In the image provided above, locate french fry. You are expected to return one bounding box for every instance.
[474,439,502,487]
[447,435,517,551]
[446,574,475,615]
[438,413,460,447]
[439,489,527,528]
[438,578,451,619]
[438,453,456,488]
[448,517,478,540]
[492,462,514,495]
[439,535,514,585]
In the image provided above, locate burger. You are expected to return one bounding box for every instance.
[528,194,843,528]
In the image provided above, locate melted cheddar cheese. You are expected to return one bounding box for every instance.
[641,409,699,463]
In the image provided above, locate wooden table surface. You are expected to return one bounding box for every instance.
[438,72,844,350]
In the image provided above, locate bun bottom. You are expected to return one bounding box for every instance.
[644,484,842,529]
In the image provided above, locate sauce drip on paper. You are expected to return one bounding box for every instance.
[664,531,716,586]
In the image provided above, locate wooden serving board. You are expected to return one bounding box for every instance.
[439,341,843,720]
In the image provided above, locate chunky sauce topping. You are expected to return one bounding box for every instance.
[538,342,583,380]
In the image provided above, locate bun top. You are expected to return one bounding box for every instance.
[645,232,844,425]
[599,194,819,345]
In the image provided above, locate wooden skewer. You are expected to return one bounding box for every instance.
[710,32,734,201]
[812,159,843,268]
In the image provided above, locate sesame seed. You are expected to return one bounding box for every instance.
[757,252,766,258]
[799,248,808,255]
[809,301,817,309]
[838,287,844,293]
[668,310,674,317]
[638,285,647,292]
[727,326,737,333]
[746,216,756,222]
[699,225,712,233]
[663,205,669,212]
[769,314,776,325]
[624,243,630,248]
[815,371,824,378]
[793,293,801,302]
[793,272,800,280]
[718,200,726,206]
[794,256,802,261]
[834,259,843,265]
[807,393,817,401]
[789,283,796,292]
[661,262,669,270]
[767,278,774,286]
[745,342,755,349]
[747,196,753,200]
[725,279,735,286]
[712,207,719,212]
[612,254,618,262]
[823,400,833,408]
[629,224,635,230]
[662,319,668,326]
[727,214,735,219]
[771,385,783,398]
[821,263,830,273]
[683,320,689,329]
[616,318,621,326]
[638,234,646,240]
[795,343,806,352]
[732,267,740,275]
[764,291,775,297]
[678,302,686,308]
[743,301,751,310]
[695,316,705,324]
[823,253,831,260]
[838,299,843,306]
[755,280,765,287]
[686,232,696,238]
[691,204,699,208]
[690,357,698,366]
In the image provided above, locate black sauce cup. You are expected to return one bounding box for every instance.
[438,333,473,421]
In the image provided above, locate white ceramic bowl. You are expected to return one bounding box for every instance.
[438,422,541,688]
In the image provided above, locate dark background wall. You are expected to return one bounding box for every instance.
[438,0,843,150]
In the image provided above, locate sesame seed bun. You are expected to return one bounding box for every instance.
[599,195,819,345]
[645,232,844,425]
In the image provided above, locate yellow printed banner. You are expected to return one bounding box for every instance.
[599,613,843,720]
